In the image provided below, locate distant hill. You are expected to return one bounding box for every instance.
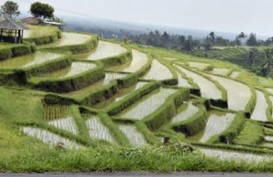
[59,14,242,40]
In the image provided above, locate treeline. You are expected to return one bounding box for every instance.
[128,31,273,52]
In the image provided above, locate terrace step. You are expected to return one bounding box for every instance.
[29,61,105,93]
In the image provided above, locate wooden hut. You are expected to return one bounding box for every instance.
[0,18,28,43]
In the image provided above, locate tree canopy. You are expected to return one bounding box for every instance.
[0,1,20,19]
[30,2,54,20]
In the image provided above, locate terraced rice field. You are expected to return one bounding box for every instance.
[208,75,252,111]
[199,113,235,143]
[3,28,273,169]
[122,50,149,72]
[211,68,230,76]
[114,82,148,102]
[175,65,222,100]
[41,32,91,47]
[0,52,62,69]
[86,116,116,144]
[80,41,127,61]
[63,72,127,98]
[251,90,268,122]
[266,88,273,95]
[118,88,177,120]
[199,148,271,162]
[22,127,81,149]
[49,117,78,135]
[118,124,147,147]
[270,97,273,118]
[262,143,273,148]
[34,62,97,80]
[229,71,241,79]
[264,136,273,142]
[143,59,173,80]
[171,102,199,124]
[188,62,211,70]
[177,73,192,88]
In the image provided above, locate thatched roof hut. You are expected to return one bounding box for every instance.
[0,18,28,43]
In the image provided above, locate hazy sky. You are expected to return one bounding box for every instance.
[13,0,273,36]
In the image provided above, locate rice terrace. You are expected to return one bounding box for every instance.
[1,0,273,174]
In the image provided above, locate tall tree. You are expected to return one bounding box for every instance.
[30,2,54,20]
[0,1,20,19]
[247,33,258,46]
[183,36,194,52]
[208,31,215,44]
[203,37,213,50]
[238,32,247,39]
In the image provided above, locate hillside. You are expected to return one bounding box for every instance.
[1,25,273,172]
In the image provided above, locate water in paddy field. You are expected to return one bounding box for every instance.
[189,112,235,143]
[34,62,97,80]
[122,49,149,73]
[40,32,92,47]
[0,52,62,69]
[21,127,82,149]
[78,41,127,61]
[208,74,251,111]
[175,65,222,100]
[142,59,173,81]
[118,88,177,120]
[177,72,192,88]
[49,117,78,135]
[250,90,268,122]
[171,102,199,124]
[85,115,116,144]
[118,124,147,147]
[199,112,235,143]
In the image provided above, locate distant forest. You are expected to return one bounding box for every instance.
[128,31,273,52]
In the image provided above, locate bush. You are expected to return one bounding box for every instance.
[0,43,36,61]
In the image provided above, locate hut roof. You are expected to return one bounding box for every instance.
[0,18,28,30]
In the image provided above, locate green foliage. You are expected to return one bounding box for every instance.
[135,122,159,145]
[70,105,91,141]
[0,43,36,61]
[233,121,264,145]
[30,2,54,20]
[0,1,20,18]
[3,143,273,172]
[24,26,61,45]
[247,33,258,46]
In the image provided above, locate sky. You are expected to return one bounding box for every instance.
[11,0,273,36]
